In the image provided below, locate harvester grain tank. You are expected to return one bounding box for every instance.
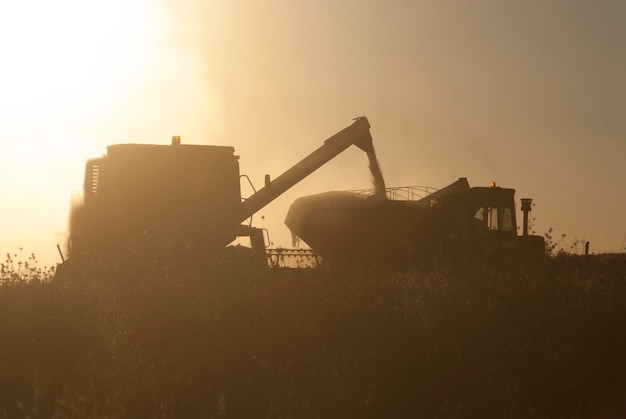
[64,117,378,262]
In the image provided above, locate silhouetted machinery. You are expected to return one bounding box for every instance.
[285,178,546,266]
[66,117,376,262]
[65,116,544,268]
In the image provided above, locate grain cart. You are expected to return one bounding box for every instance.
[64,117,380,264]
[285,178,545,266]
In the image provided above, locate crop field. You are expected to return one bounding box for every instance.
[2,253,626,418]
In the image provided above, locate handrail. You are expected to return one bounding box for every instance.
[348,185,439,201]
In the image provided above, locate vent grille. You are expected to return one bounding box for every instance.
[90,165,100,195]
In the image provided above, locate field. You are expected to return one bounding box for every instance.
[2,252,626,418]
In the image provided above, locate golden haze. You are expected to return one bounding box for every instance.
[0,0,624,266]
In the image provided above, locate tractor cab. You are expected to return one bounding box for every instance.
[467,185,517,236]
[445,183,544,259]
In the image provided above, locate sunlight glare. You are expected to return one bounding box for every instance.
[0,0,171,267]
[0,0,164,134]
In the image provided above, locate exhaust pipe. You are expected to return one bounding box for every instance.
[520,198,533,236]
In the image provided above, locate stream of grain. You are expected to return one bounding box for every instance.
[366,149,388,199]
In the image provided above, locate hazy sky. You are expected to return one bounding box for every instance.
[1,0,624,267]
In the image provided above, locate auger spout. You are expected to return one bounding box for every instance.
[237,117,380,223]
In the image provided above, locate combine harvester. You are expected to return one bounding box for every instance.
[59,116,544,271]
[62,117,378,269]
